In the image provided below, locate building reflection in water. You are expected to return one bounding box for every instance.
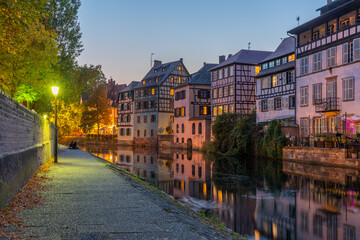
[80,146,360,239]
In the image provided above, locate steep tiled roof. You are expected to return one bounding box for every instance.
[259,37,295,63]
[119,81,139,93]
[256,62,295,78]
[210,49,272,71]
[135,60,181,89]
[174,63,217,89]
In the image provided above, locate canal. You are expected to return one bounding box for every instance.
[81,145,360,239]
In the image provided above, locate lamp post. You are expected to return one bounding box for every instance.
[52,86,59,163]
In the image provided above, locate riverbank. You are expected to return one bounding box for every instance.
[1,146,241,239]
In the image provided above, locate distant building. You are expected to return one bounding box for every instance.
[210,50,272,124]
[117,81,139,144]
[288,0,360,138]
[133,59,190,146]
[255,37,297,138]
[107,79,126,134]
[173,63,216,149]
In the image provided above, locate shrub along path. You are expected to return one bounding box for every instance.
[6,147,236,239]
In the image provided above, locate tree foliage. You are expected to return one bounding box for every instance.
[258,120,286,159]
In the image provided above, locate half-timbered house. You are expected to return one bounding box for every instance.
[256,37,297,138]
[134,59,190,146]
[117,81,139,144]
[288,0,360,138]
[173,63,216,149]
[210,50,272,123]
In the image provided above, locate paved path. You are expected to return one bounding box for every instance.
[16,148,233,239]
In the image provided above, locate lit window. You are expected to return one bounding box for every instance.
[213,107,218,116]
[255,66,261,75]
[223,105,228,113]
[229,104,234,113]
[142,80,146,85]
[180,107,185,116]
[170,89,174,95]
[151,88,155,95]
[179,77,181,83]
[288,54,295,62]
[179,66,182,70]
[272,75,277,87]
[155,78,158,82]
[218,106,223,115]
[229,85,234,95]
[171,77,174,83]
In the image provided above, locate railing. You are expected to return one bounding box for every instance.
[315,97,340,113]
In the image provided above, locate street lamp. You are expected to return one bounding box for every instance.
[52,86,59,163]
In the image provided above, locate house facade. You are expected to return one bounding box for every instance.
[117,81,139,144]
[255,37,297,138]
[173,63,215,149]
[288,0,360,138]
[210,50,272,124]
[133,59,190,146]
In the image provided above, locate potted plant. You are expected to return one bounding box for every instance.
[325,133,334,148]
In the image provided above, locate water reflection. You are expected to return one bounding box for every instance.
[81,146,360,239]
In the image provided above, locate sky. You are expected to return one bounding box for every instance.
[77,0,325,85]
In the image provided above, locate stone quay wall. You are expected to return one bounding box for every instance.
[0,90,55,208]
[283,146,360,168]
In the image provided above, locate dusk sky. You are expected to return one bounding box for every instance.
[77,0,324,85]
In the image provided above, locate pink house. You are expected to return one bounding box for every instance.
[173,63,216,149]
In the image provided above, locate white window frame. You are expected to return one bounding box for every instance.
[354,38,360,61]
[327,47,336,68]
[343,77,354,101]
[300,86,309,106]
[300,57,308,75]
[313,83,322,104]
[313,52,322,72]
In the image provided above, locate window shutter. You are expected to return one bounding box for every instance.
[335,116,342,132]
[343,43,349,64]
[354,38,360,60]
[269,99,274,110]
[284,97,289,109]
[281,97,285,109]
[267,77,271,88]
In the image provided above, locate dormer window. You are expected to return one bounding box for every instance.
[282,57,288,64]
[162,68,165,72]
[262,63,268,70]
[142,80,146,85]
[276,59,281,66]
[288,54,295,62]
[269,61,275,68]
[154,69,157,73]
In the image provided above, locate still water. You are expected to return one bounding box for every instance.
[81,145,360,240]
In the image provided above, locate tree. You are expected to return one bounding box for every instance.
[81,84,111,134]
[0,0,59,103]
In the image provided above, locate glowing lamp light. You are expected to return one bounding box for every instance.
[51,86,59,96]
[43,115,47,119]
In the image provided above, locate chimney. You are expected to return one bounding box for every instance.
[203,62,206,66]
[153,60,162,67]
[219,55,226,64]
[327,0,332,4]
[227,54,233,59]
[180,58,183,63]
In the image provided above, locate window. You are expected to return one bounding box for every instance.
[229,85,234,95]
[137,130,140,137]
[144,115,147,123]
[255,66,261,75]
[288,54,295,62]
[181,165,184,174]
[327,47,336,68]
[269,61,275,68]
[343,42,353,64]
[313,215,322,238]
[287,71,295,83]
[200,106,209,115]
[262,77,270,89]
[170,115,174,123]
[313,84,322,104]
[271,75,277,87]
[274,98,282,110]
[224,68,228,78]
[127,115,131,122]
[155,78,158,82]
[143,101,148,109]
[300,212,308,232]
[198,123,202,134]
[262,63,268,70]
[327,24,335,34]
[343,77,354,100]
[300,86,309,106]
[144,130,146,137]
[224,86,228,97]
[353,38,360,61]
[312,31,320,40]
[276,59,281,66]
[289,96,295,109]
[213,88,218,98]
[192,123,195,134]
[175,90,186,100]
[151,129,154,137]
[218,69,223,79]
[176,124,179,133]
[151,88,155,95]
[151,114,156,122]
[261,100,268,111]
[229,66,234,76]
[181,138,184,143]
[178,77,181,83]
[329,117,335,133]
[120,128,124,136]
[313,52,322,72]
[344,225,356,240]
[126,128,131,136]
[142,80,146,85]
[282,56,288,64]
[218,106,223,115]
[300,57,308,75]
[181,124,184,133]
[213,106,218,116]
[192,165,195,177]
[178,66,182,70]
[180,107,185,116]
[170,89,174,96]
[218,87,223,98]
[229,104,234,113]
[137,116,140,123]
[198,89,210,99]
[315,118,325,134]
[212,71,218,81]
[150,100,155,108]
[171,77,174,83]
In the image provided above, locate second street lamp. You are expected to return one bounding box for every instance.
[51,86,59,163]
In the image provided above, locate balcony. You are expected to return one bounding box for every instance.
[315,97,340,113]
